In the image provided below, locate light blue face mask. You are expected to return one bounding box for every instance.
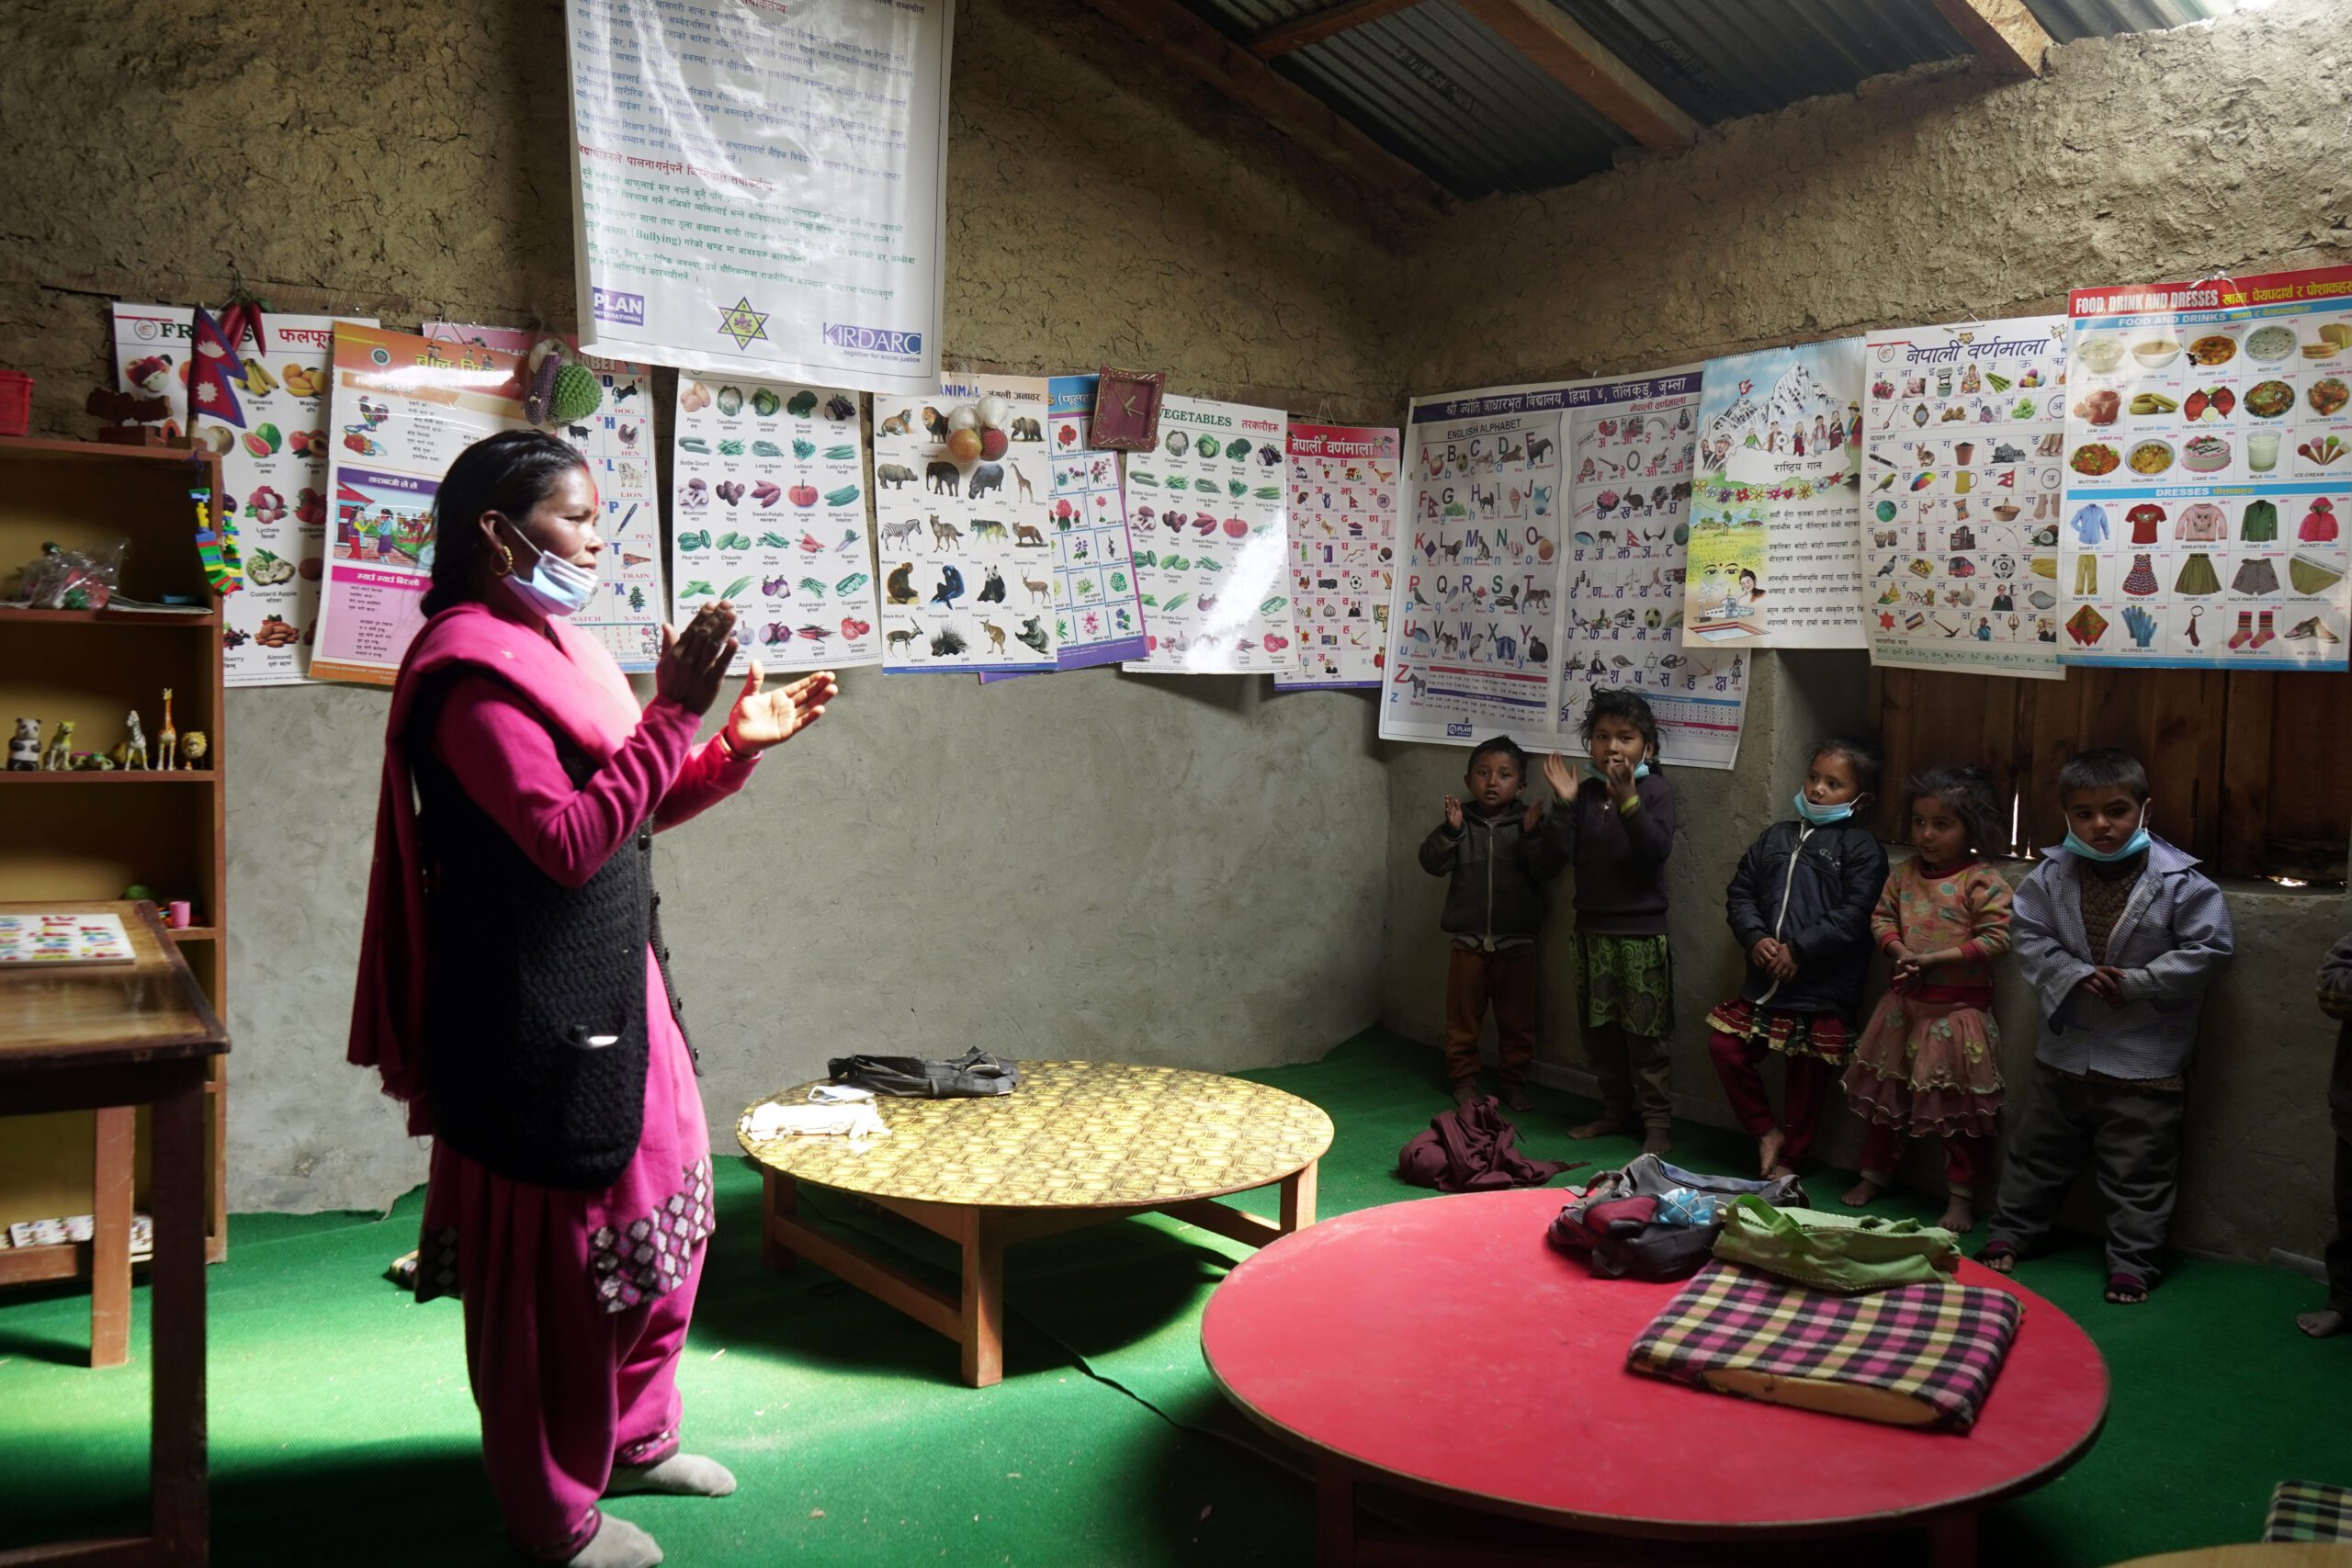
[2064,826,2151,863]
[1792,791,1856,826]
[502,522,598,618]
[1584,761,1651,784]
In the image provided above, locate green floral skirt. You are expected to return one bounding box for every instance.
[1573,932,1675,1039]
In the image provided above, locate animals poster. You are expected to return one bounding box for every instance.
[667,375,882,673]
[1379,389,1567,747]
[310,325,529,686]
[112,305,379,686]
[424,324,668,671]
[872,377,1058,674]
[2058,265,2352,669]
[1561,367,1745,769]
[1683,338,1868,649]
[1037,375,1149,670]
[1122,395,1296,675]
[1274,423,1398,690]
[1863,318,2067,679]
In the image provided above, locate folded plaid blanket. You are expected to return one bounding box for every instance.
[2267,1479,2352,1542]
[1627,1261,2022,1431]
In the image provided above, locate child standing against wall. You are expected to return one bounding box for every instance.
[1708,738,1891,1179]
[1840,766,2012,1233]
[1537,691,1678,1156]
[1419,736,1568,1111]
[2295,931,2352,1337]
[1980,748,2233,1305]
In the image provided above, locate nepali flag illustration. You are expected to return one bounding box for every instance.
[187,306,248,429]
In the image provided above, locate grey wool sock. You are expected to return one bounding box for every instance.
[606,1452,738,1498]
[565,1513,662,1568]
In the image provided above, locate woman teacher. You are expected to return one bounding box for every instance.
[350,429,837,1567]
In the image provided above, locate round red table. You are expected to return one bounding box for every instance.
[1202,1190,2108,1566]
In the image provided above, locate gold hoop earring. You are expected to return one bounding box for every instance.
[493,543,516,578]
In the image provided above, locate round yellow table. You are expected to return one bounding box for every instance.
[738,1060,1333,1386]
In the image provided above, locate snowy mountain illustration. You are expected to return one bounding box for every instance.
[1706,359,1846,449]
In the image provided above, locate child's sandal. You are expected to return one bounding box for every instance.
[2104,1271,2150,1305]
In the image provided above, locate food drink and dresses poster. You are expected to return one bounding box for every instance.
[1681,338,1867,649]
[1275,423,1398,690]
[425,325,666,671]
[872,377,1058,674]
[1862,318,2068,679]
[1123,395,1295,675]
[563,0,949,398]
[1029,374,1148,671]
[112,305,378,685]
[2059,265,2352,668]
[310,326,528,686]
[669,375,882,672]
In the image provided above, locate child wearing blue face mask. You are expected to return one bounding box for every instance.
[1980,747,2233,1305]
[1537,690,1678,1155]
[1708,737,1892,1179]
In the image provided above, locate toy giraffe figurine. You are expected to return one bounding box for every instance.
[155,688,178,771]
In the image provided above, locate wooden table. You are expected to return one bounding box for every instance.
[739,1060,1332,1387]
[0,901,228,1568]
[1202,1189,2108,1568]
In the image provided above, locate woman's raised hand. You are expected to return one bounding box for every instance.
[657,602,740,715]
[725,663,838,753]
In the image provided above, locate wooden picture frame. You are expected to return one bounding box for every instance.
[1089,367,1167,452]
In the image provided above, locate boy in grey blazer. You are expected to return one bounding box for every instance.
[1980,749,2233,1304]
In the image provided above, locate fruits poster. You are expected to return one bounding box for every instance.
[1682,338,1868,649]
[1121,395,1296,676]
[1274,423,1398,691]
[2058,265,2352,669]
[309,325,529,687]
[1862,317,2067,680]
[565,0,948,398]
[425,324,667,671]
[111,305,379,686]
[668,374,881,674]
[872,377,1058,674]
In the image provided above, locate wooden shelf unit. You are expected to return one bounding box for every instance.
[0,435,231,1289]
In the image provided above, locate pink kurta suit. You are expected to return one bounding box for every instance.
[349,596,756,1559]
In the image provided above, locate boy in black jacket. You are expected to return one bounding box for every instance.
[1419,736,1570,1111]
[1707,737,1891,1179]
[2301,930,2352,1337]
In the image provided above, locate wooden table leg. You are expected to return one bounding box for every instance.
[763,1169,797,1270]
[89,1106,136,1370]
[958,1205,1004,1389]
[150,1065,209,1565]
[1281,1159,1318,1234]
[1928,1509,1979,1568]
[1316,1455,1356,1567]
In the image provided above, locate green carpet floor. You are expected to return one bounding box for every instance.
[2,1028,2346,1564]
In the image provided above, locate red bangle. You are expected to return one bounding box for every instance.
[717,727,752,763]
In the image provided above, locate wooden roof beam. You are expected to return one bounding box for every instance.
[1250,0,1430,59]
[1929,0,2055,77]
[1454,0,1699,152]
[1078,0,1453,217]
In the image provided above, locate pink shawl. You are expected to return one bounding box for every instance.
[347,600,647,1134]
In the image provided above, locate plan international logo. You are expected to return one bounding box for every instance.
[593,288,645,328]
[717,296,771,350]
[823,322,923,361]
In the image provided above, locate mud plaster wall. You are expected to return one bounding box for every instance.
[0,0,1412,1212]
[1382,0,2352,1264]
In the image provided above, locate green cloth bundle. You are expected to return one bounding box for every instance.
[1711,1196,1961,1293]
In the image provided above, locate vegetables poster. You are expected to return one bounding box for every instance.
[112,304,379,687]
[873,377,1058,674]
[2059,264,2352,669]
[310,326,529,687]
[1275,423,1398,691]
[1683,338,1868,649]
[669,375,882,673]
[1123,395,1296,676]
[1861,318,2067,680]
[424,325,666,671]
[1561,367,1745,769]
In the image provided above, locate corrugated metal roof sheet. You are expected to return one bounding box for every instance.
[1181,0,2252,197]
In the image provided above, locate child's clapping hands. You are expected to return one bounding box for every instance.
[1748,936,1798,982]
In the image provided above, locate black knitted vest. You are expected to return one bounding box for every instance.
[415,703,684,1190]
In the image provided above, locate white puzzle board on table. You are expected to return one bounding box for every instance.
[425,325,665,671]
[873,378,1058,674]
[113,305,379,686]
[1275,423,1398,690]
[670,377,880,672]
[1862,317,2068,680]
[1123,395,1295,675]
[1380,374,1746,769]
[1680,338,1867,649]
[2058,264,2351,669]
